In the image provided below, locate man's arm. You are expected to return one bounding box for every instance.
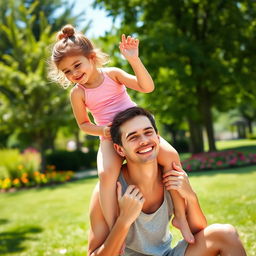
[163,163,207,234]
[88,183,144,256]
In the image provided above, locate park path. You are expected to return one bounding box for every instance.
[74,169,98,179]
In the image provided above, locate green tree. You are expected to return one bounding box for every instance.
[94,0,256,153]
[0,2,78,168]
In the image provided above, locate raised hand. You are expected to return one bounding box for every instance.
[119,34,139,62]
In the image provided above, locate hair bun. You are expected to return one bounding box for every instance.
[57,24,75,40]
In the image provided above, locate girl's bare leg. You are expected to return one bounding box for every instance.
[185,224,247,256]
[158,137,194,243]
[97,139,123,230]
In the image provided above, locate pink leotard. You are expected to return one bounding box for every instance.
[76,69,136,126]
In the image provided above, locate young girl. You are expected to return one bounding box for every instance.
[49,24,194,244]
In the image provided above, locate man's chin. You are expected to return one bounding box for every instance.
[137,154,158,164]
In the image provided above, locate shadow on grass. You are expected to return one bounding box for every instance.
[0,225,43,254]
[0,219,9,225]
[188,164,256,178]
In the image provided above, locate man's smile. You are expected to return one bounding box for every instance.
[136,145,154,154]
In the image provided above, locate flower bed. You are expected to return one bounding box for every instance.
[0,165,74,192]
[182,150,256,172]
[0,148,74,192]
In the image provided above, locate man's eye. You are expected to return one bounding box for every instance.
[130,136,137,141]
[145,131,153,135]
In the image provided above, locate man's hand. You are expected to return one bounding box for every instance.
[162,162,195,201]
[117,182,145,226]
[119,34,139,62]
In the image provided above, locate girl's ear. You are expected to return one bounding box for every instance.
[114,144,125,157]
[89,52,96,61]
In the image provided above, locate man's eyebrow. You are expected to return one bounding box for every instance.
[126,127,153,139]
[62,60,80,72]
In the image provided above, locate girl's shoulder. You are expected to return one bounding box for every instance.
[102,67,124,84]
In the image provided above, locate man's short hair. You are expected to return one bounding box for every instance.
[110,107,158,145]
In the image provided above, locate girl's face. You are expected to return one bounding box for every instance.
[58,55,95,85]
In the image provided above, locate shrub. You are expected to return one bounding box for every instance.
[46,150,97,171]
[0,148,41,179]
[247,133,256,140]
[0,149,75,191]
[173,139,190,153]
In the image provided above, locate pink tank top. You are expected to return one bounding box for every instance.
[77,70,136,126]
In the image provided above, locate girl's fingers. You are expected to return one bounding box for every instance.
[122,34,126,43]
[127,35,131,44]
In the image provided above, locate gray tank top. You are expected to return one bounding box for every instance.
[118,172,177,256]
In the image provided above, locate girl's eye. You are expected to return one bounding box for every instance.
[64,70,71,74]
[74,63,81,68]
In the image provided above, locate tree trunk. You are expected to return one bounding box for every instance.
[246,119,253,134]
[39,144,47,172]
[237,124,246,138]
[198,87,216,151]
[187,118,204,153]
[36,129,57,171]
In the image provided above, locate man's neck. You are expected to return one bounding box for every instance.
[122,160,164,214]
[123,160,161,192]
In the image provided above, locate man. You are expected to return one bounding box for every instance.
[88,107,247,256]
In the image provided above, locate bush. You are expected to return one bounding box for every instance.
[247,133,256,140]
[46,150,97,171]
[172,139,190,153]
[0,148,41,179]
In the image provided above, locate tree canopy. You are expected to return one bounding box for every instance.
[94,0,256,152]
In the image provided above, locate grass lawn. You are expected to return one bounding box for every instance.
[0,165,255,256]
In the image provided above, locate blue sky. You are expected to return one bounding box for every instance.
[70,0,117,37]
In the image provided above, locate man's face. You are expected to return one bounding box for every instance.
[114,115,160,164]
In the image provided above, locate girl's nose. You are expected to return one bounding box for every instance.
[72,70,80,76]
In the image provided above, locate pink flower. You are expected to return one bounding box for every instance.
[216,161,223,166]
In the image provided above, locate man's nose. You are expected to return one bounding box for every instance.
[139,135,149,145]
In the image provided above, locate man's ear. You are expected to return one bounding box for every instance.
[157,133,160,142]
[113,143,125,157]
